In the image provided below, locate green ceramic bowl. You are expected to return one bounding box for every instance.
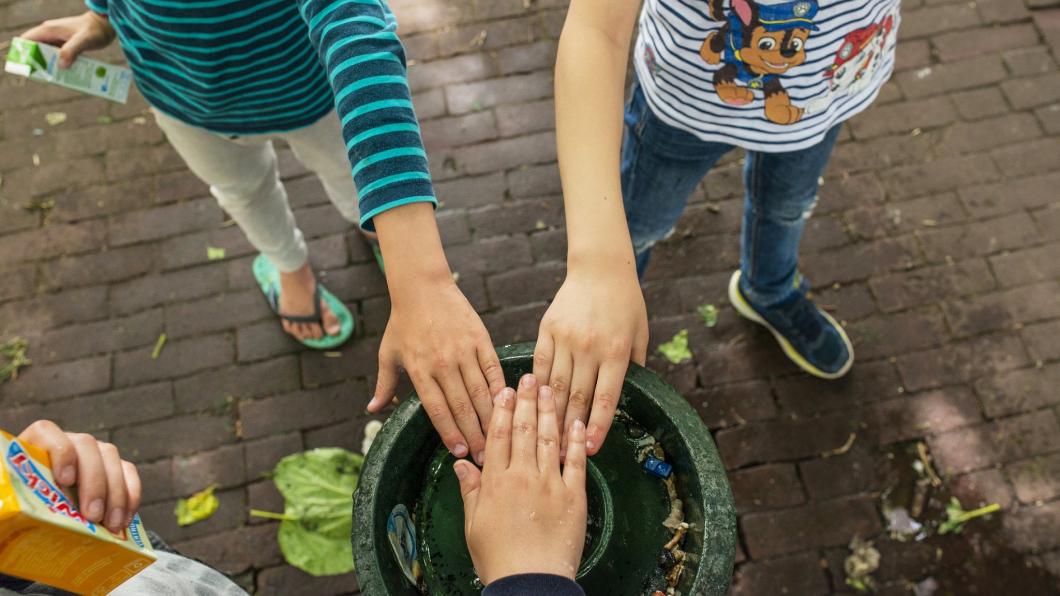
[352,343,735,595]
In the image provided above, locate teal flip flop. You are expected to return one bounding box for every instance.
[252,254,354,350]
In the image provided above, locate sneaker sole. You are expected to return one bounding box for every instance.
[728,271,854,380]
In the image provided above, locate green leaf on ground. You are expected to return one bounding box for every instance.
[151,333,167,360]
[0,337,31,383]
[174,484,219,526]
[96,115,113,125]
[697,303,719,328]
[250,448,363,576]
[658,329,692,364]
[938,497,1000,535]
[206,247,226,261]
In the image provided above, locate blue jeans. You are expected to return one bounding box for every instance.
[621,80,842,307]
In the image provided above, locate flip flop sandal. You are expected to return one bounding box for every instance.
[252,254,354,350]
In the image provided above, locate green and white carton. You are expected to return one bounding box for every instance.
[5,37,131,103]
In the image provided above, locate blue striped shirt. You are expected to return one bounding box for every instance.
[85,0,435,229]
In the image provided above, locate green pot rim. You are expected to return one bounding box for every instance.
[352,342,736,595]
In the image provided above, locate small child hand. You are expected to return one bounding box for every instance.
[455,374,588,584]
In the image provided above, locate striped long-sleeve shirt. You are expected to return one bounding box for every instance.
[85,0,435,229]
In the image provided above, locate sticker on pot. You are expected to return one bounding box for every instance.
[387,504,422,584]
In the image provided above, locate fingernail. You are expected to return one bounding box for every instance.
[494,388,513,407]
[454,463,467,478]
[520,374,535,388]
[573,419,585,434]
[538,386,552,401]
[59,466,75,485]
[475,451,485,465]
[87,499,104,521]
[587,440,596,450]
[452,443,468,457]
[107,508,124,529]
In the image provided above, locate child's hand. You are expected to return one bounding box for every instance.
[21,11,115,68]
[18,420,142,534]
[534,262,648,455]
[367,203,506,466]
[455,374,588,584]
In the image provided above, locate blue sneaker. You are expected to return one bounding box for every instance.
[728,271,854,379]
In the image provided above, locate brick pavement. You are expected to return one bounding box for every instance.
[1,0,1059,594]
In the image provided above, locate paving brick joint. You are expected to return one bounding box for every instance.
[1,0,1060,594]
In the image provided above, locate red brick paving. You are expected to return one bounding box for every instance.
[1,0,1060,594]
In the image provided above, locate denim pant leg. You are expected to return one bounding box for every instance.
[739,124,844,306]
[621,82,734,277]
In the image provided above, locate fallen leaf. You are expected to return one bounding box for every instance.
[697,303,719,328]
[250,448,363,576]
[151,333,167,360]
[361,420,383,455]
[44,112,67,126]
[132,116,147,125]
[0,337,31,383]
[658,329,692,364]
[938,497,1000,535]
[206,247,226,261]
[96,115,113,125]
[174,484,219,526]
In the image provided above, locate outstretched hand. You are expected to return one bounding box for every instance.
[455,374,588,584]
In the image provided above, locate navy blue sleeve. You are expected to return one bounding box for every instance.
[482,574,584,596]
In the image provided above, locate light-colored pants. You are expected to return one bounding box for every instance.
[153,109,359,273]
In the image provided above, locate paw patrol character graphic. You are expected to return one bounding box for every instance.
[700,0,819,125]
[825,14,895,95]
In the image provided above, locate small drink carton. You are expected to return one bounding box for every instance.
[0,430,155,595]
[4,37,132,103]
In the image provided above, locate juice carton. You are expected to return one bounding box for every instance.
[0,430,155,595]
[4,37,132,103]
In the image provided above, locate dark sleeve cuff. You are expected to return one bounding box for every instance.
[483,574,584,596]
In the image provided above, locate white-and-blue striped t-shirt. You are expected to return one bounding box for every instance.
[634,0,901,152]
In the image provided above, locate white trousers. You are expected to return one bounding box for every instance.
[153,109,359,273]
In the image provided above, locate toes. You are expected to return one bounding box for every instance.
[321,301,341,336]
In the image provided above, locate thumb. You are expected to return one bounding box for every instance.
[58,29,92,68]
[453,461,481,528]
[368,350,399,412]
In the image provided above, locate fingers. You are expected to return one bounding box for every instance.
[437,372,486,465]
[562,361,598,453]
[477,344,506,402]
[532,332,555,390]
[20,22,66,46]
[369,349,401,413]
[97,442,128,532]
[122,460,142,527]
[585,360,625,456]
[18,420,77,487]
[453,459,482,534]
[562,419,587,490]
[548,346,573,434]
[484,388,515,470]
[68,433,107,524]
[59,28,92,68]
[414,373,469,459]
[536,385,561,474]
[511,374,539,469]
[460,361,493,459]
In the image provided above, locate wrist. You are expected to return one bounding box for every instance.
[566,244,637,276]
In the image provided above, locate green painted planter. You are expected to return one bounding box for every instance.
[353,343,736,595]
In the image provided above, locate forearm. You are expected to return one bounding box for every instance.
[373,203,452,298]
[554,18,636,270]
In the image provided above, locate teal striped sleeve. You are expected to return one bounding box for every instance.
[84,0,108,15]
[298,0,437,231]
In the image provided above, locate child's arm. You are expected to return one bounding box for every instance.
[297,0,505,463]
[534,0,648,455]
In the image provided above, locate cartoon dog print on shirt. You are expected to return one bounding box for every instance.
[824,13,895,95]
[700,0,819,125]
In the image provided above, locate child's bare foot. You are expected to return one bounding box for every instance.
[279,261,340,340]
